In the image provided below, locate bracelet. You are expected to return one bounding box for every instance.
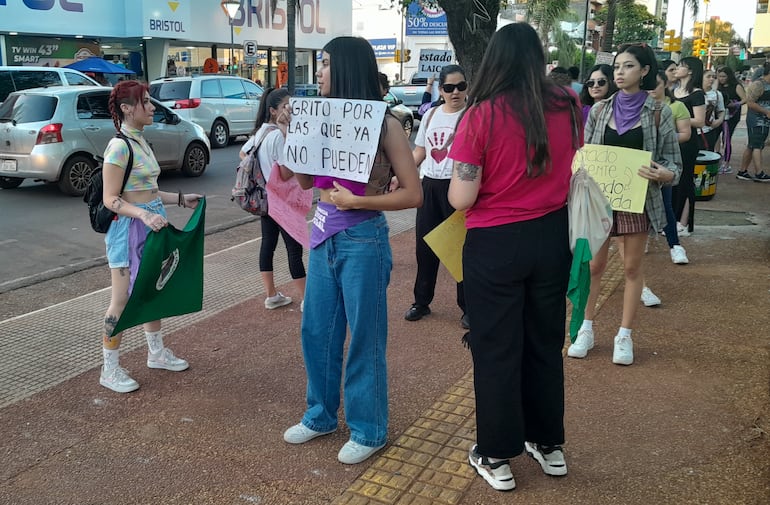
[178,190,185,208]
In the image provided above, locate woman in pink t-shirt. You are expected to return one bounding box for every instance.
[448,23,582,492]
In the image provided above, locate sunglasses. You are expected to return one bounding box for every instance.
[442,81,468,93]
[585,79,608,88]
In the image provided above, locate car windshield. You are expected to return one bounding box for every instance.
[0,94,57,124]
[150,81,192,101]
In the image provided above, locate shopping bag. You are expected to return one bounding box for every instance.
[110,198,206,336]
[566,163,612,341]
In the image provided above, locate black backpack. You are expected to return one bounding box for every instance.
[83,134,134,233]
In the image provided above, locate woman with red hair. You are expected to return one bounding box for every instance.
[98,80,202,393]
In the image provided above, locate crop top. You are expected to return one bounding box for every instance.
[103,125,161,192]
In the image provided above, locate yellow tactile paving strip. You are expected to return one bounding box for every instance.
[333,248,624,505]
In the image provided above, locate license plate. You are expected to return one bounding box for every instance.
[0,159,16,172]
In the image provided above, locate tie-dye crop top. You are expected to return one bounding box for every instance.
[103,126,160,192]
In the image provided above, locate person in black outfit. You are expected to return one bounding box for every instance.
[716,66,747,174]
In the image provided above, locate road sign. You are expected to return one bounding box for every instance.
[710,46,729,57]
[243,40,258,57]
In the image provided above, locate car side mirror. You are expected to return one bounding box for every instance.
[169,113,181,125]
[395,98,403,105]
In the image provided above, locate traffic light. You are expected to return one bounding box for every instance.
[403,49,411,62]
[662,30,681,52]
[394,49,401,63]
[692,38,708,57]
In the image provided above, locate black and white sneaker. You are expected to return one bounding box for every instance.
[524,441,568,476]
[468,444,516,491]
[736,171,755,181]
[753,171,770,182]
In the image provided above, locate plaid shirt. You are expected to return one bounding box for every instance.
[584,95,682,232]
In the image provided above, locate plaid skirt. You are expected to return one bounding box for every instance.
[610,210,650,236]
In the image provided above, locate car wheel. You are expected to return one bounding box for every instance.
[181,142,208,177]
[210,119,229,149]
[58,155,96,196]
[402,117,414,138]
[0,176,24,189]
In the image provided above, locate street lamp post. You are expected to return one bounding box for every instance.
[221,0,239,75]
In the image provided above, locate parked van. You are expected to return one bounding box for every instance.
[0,66,100,104]
[150,75,263,148]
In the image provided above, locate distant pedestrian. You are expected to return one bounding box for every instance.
[98,81,202,393]
[282,36,422,465]
[548,66,571,88]
[738,61,770,182]
[716,66,746,174]
[404,64,469,328]
[448,23,582,492]
[568,65,583,94]
[239,87,308,311]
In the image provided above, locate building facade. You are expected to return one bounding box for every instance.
[0,0,352,85]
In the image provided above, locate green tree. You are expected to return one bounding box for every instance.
[595,0,664,47]
[395,0,500,83]
[600,0,699,51]
[526,0,571,47]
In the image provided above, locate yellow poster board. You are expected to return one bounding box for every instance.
[572,145,651,214]
[423,210,466,283]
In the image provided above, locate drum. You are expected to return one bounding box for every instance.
[694,150,721,201]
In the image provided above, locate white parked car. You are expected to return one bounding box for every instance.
[150,75,264,149]
[0,86,211,196]
[0,66,101,104]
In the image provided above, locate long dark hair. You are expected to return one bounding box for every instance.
[466,22,580,177]
[252,87,290,134]
[579,64,616,106]
[678,57,704,94]
[109,80,149,132]
[322,36,381,101]
[614,43,659,90]
[716,66,739,90]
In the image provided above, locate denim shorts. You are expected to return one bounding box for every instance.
[105,198,165,268]
[747,125,770,150]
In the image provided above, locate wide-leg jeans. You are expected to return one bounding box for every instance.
[463,207,570,459]
[300,214,392,447]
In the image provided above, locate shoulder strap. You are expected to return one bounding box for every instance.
[116,133,134,196]
[421,106,438,133]
[247,125,279,158]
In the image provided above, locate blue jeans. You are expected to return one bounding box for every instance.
[661,185,679,248]
[300,213,392,447]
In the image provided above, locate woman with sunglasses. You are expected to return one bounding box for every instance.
[448,23,582,492]
[570,43,681,367]
[579,64,616,123]
[404,64,469,328]
[672,57,705,236]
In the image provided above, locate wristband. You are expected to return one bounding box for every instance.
[178,190,185,208]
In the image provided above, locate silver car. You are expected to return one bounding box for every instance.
[384,91,415,138]
[0,86,211,196]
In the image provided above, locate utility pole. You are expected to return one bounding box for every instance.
[399,9,405,82]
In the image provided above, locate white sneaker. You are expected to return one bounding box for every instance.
[337,440,386,464]
[147,347,189,372]
[676,223,691,237]
[99,366,139,393]
[670,245,689,265]
[265,292,292,309]
[283,423,336,444]
[468,444,516,491]
[640,286,661,307]
[524,441,567,476]
[567,328,594,358]
[612,335,634,365]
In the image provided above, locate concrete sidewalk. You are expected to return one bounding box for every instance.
[1,139,769,504]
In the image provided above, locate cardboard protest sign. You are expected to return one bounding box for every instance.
[423,210,466,282]
[572,145,650,214]
[419,49,453,76]
[266,164,313,249]
[283,98,387,184]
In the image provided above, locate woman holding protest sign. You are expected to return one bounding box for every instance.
[569,43,681,366]
[240,87,310,311]
[282,36,422,465]
[99,80,202,393]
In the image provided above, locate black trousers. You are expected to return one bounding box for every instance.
[260,214,305,279]
[673,137,698,233]
[463,207,570,458]
[413,177,465,312]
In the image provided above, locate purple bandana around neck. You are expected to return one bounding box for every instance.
[613,91,648,136]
